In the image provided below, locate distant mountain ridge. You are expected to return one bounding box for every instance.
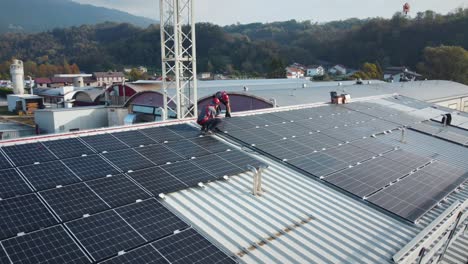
[0,0,157,33]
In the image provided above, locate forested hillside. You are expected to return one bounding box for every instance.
[0,8,467,82]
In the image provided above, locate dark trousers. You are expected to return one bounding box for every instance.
[203,118,222,131]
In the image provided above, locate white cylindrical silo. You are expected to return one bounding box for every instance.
[73,76,84,87]
[10,60,25,95]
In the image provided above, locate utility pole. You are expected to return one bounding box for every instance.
[160,0,198,120]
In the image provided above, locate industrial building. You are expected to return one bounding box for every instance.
[0,92,466,264]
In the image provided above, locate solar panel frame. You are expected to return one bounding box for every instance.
[80,134,129,153]
[115,199,188,241]
[0,168,32,199]
[40,183,110,222]
[0,193,58,240]
[161,160,216,187]
[1,225,91,264]
[99,244,169,264]
[42,138,94,159]
[18,161,81,191]
[152,228,236,264]
[127,166,188,195]
[0,150,12,169]
[86,175,150,208]
[62,155,120,181]
[2,143,57,166]
[66,210,146,262]
[102,149,155,173]
[111,130,157,147]
[134,144,184,165]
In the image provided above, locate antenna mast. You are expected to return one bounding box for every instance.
[160,0,198,120]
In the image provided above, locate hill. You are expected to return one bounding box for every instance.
[0,0,156,33]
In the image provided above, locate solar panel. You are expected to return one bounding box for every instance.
[42,138,94,159]
[409,122,442,135]
[164,139,211,159]
[323,157,413,198]
[436,131,468,146]
[167,124,201,139]
[0,168,32,199]
[275,139,316,157]
[111,130,157,147]
[323,144,375,165]
[225,129,267,145]
[134,144,184,165]
[62,155,120,181]
[102,149,155,172]
[80,134,129,153]
[161,160,215,187]
[191,154,246,179]
[381,149,431,168]
[367,163,468,222]
[0,246,9,264]
[86,175,150,208]
[115,199,188,241]
[140,126,184,143]
[2,143,57,166]
[255,142,297,160]
[127,167,188,195]
[1,225,90,264]
[0,194,58,240]
[40,183,110,222]
[350,138,395,155]
[99,244,168,264]
[0,151,12,169]
[286,152,346,177]
[152,228,236,264]
[218,150,265,170]
[66,210,146,262]
[18,161,81,191]
[190,136,231,154]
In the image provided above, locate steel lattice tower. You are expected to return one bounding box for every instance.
[160,0,198,120]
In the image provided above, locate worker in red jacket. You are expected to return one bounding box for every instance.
[214,91,232,117]
[197,98,222,134]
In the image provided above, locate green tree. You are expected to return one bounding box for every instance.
[267,58,286,79]
[128,68,148,81]
[417,46,468,84]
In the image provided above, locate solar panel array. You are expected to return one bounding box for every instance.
[0,124,251,263]
[221,103,467,222]
[408,121,468,146]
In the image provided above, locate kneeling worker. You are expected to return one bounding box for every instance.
[197,98,222,134]
[214,91,232,117]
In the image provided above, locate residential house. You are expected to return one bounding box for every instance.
[199,72,213,80]
[93,72,126,87]
[286,67,305,79]
[384,66,422,82]
[328,65,347,75]
[35,77,97,88]
[306,65,325,77]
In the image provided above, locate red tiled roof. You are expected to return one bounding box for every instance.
[35,78,51,84]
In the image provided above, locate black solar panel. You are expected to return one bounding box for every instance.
[40,183,110,222]
[382,149,431,168]
[276,139,316,157]
[0,169,32,199]
[128,167,188,195]
[287,153,344,177]
[350,138,395,155]
[152,228,236,264]
[256,142,297,160]
[190,136,231,154]
[191,154,246,179]
[135,144,184,165]
[0,246,9,264]
[43,138,94,159]
[140,126,184,142]
[111,130,157,147]
[368,163,468,222]
[0,151,12,169]
[167,124,201,139]
[0,194,58,240]
[436,131,468,146]
[218,150,265,170]
[164,139,211,159]
[116,199,188,241]
[100,244,168,264]
[161,160,215,187]
[323,157,413,198]
[86,175,150,208]
[103,149,155,172]
[80,134,129,153]
[323,144,375,165]
[62,155,120,181]
[66,210,146,262]
[1,225,90,264]
[225,129,267,145]
[2,143,57,166]
[18,161,80,191]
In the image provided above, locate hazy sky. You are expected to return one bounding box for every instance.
[73,0,467,25]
